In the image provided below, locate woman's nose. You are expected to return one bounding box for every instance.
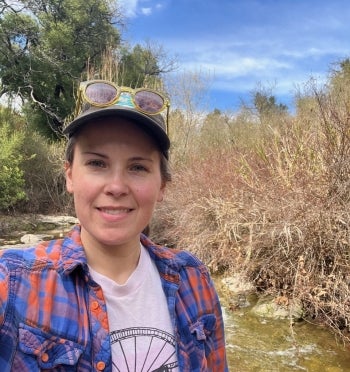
[104,170,129,196]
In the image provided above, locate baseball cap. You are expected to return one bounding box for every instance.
[63,81,170,158]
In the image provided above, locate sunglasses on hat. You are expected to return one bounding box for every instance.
[64,80,171,158]
[74,80,170,132]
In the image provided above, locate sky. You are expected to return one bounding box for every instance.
[117,0,350,113]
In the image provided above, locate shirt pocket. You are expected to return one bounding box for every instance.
[189,313,216,353]
[16,323,84,371]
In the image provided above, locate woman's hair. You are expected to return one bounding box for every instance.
[65,133,172,184]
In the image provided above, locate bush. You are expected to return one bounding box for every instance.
[19,131,73,214]
[0,106,72,214]
[151,75,350,344]
[0,121,26,210]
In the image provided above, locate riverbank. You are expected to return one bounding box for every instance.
[0,213,78,247]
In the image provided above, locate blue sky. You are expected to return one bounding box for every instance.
[118,0,350,112]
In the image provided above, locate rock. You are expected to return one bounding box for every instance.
[251,297,304,320]
[221,274,256,311]
[221,274,255,293]
[0,214,79,249]
[2,240,21,247]
[36,215,78,227]
[20,234,51,245]
[221,275,304,320]
[228,293,252,311]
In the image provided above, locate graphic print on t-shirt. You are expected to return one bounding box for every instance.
[110,326,178,371]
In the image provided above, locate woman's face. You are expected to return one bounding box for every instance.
[65,118,165,252]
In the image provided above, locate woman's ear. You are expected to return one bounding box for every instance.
[157,183,166,202]
[65,161,74,194]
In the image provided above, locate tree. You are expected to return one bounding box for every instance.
[0,0,121,137]
[164,69,211,160]
[200,109,227,148]
[118,41,177,88]
[253,92,288,124]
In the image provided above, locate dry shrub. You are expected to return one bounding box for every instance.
[152,81,350,343]
[19,132,73,214]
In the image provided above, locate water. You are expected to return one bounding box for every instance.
[220,291,350,371]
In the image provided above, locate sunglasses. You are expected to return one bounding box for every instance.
[74,80,170,129]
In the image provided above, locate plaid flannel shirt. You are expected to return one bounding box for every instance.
[0,225,228,371]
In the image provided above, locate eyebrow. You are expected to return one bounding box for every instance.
[82,152,154,163]
[129,156,154,163]
[82,151,108,158]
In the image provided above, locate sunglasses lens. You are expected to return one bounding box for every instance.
[134,90,165,114]
[85,82,118,105]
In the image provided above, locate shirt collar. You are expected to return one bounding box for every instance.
[60,226,190,279]
[60,225,88,275]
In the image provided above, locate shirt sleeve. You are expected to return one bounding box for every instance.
[0,260,9,327]
[205,274,229,372]
[183,264,229,371]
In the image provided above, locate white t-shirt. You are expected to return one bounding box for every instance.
[89,245,179,372]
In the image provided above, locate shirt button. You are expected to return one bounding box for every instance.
[91,301,99,310]
[41,353,49,362]
[102,317,109,329]
[96,361,106,370]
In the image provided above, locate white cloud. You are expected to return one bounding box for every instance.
[155,23,350,99]
[118,0,165,18]
[141,7,152,16]
[118,0,139,18]
[181,56,290,77]
[162,36,336,100]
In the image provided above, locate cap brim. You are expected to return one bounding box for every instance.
[63,105,170,154]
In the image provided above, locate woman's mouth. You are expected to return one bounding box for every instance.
[98,207,132,215]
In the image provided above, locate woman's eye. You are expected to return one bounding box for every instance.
[130,164,148,172]
[87,159,105,168]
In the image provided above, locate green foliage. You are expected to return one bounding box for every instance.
[253,92,288,118]
[0,112,26,210]
[0,0,121,137]
[0,106,71,213]
[250,92,288,135]
[119,44,162,87]
[20,132,71,214]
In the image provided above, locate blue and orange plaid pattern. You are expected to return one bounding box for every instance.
[0,225,228,371]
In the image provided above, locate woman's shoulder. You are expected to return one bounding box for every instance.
[0,235,75,274]
[0,240,57,266]
[141,234,209,274]
[0,225,84,270]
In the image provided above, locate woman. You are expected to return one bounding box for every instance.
[0,80,228,371]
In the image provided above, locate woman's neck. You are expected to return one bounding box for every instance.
[81,233,141,284]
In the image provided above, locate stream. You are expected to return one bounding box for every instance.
[219,288,350,371]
